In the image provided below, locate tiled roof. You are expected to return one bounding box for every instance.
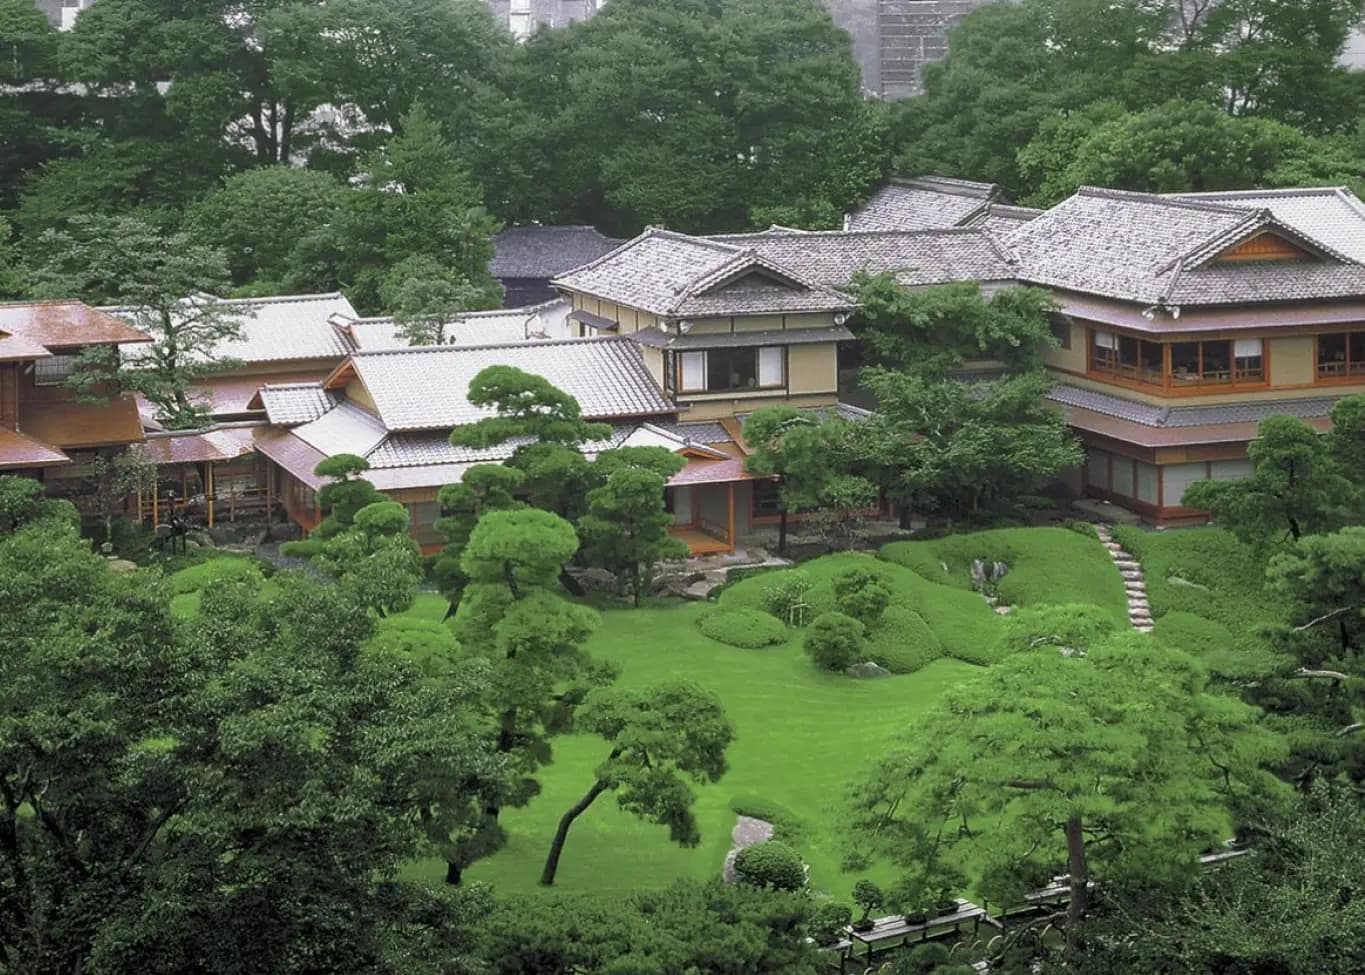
[107,293,357,366]
[1172,187,1365,263]
[964,203,1043,237]
[257,382,341,426]
[0,427,68,469]
[343,298,575,351]
[491,225,624,279]
[1047,384,1342,429]
[552,229,858,319]
[655,420,734,445]
[292,401,388,459]
[1008,187,1365,305]
[0,301,151,360]
[844,177,1001,232]
[342,336,676,432]
[141,427,256,465]
[714,228,1016,288]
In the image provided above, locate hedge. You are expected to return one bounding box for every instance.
[168,556,265,595]
[697,608,788,649]
[868,606,944,674]
[733,841,806,891]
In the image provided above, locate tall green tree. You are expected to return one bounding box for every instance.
[850,634,1287,949]
[578,461,688,606]
[447,508,607,883]
[0,520,503,972]
[0,0,63,210]
[856,370,1082,522]
[432,463,526,615]
[540,682,732,885]
[314,500,424,619]
[30,214,250,429]
[744,407,877,550]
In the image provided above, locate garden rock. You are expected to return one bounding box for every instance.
[106,558,138,573]
[722,816,775,883]
[570,567,619,593]
[845,661,891,678]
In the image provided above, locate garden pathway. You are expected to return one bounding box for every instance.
[721,815,774,883]
[1095,524,1154,632]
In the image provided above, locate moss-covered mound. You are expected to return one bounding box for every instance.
[698,608,788,649]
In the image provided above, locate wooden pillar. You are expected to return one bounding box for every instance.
[151,486,159,527]
[266,462,275,520]
[135,487,144,524]
[727,481,736,553]
[206,462,215,528]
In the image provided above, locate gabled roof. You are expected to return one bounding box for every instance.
[293,400,389,459]
[552,228,858,319]
[325,336,675,432]
[0,427,69,469]
[491,225,624,280]
[253,382,342,426]
[844,176,1003,232]
[0,301,151,361]
[1170,187,1365,263]
[709,227,1017,288]
[106,292,358,366]
[1007,187,1365,306]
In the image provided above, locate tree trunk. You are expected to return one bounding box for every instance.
[445,860,462,885]
[540,777,611,886]
[1064,814,1089,950]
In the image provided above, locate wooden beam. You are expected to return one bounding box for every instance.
[727,481,736,553]
[206,462,215,528]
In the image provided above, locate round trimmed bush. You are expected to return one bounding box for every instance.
[733,840,806,891]
[868,606,944,674]
[804,612,866,671]
[698,608,787,649]
[169,556,264,595]
[808,902,852,945]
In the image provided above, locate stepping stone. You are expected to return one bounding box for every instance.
[1115,560,1141,570]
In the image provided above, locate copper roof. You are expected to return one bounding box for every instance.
[142,427,256,465]
[0,428,69,469]
[667,456,768,487]
[0,301,151,353]
[20,395,145,449]
[1060,401,1333,448]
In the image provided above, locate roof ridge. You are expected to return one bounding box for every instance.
[1074,185,1256,216]
[260,380,326,390]
[215,292,345,306]
[1173,187,1351,201]
[0,298,88,308]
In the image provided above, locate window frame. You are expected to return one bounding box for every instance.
[676,345,786,395]
[32,353,79,387]
[1316,330,1365,382]
[1086,328,1270,394]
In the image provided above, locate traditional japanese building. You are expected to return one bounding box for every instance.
[0,301,150,498]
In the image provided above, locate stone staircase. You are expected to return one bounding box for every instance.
[1094,524,1154,633]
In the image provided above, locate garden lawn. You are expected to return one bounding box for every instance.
[880,527,1129,623]
[445,599,979,900]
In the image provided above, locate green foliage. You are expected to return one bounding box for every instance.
[852,879,885,922]
[728,794,804,842]
[733,841,806,891]
[850,276,1058,375]
[460,508,580,593]
[452,365,612,451]
[366,615,460,678]
[832,566,892,626]
[0,520,504,973]
[30,214,248,429]
[0,475,78,532]
[804,611,867,671]
[850,634,1289,927]
[808,902,853,945]
[882,527,1128,621]
[579,465,688,606]
[723,553,1001,667]
[760,570,814,625]
[167,554,266,595]
[698,608,788,649]
[871,606,945,674]
[858,370,1082,522]
[433,463,525,612]
[541,681,733,884]
[998,604,1119,658]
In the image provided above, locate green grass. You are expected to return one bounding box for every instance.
[881,527,1130,623]
[448,600,979,900]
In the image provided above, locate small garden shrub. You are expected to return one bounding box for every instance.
[368,616,460,676]
[832,566,891,626]
[808,903,853,945]
[733,841,806,891]
[1154,610,1280,680]
[998,604,1118,658]
[805,612,866,671]
[761,570,814,626]
[868,606,943,673]
[698,608,787,649]
[168,556,264,595]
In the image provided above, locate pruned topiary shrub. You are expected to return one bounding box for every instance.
[997,603,1118,658]
[761,570,814,626]
[832,566,891,626]
[168,555,264,595]
[868,606,944,673]
[698,608,787,649]
[804,612,866,671]
[732,840,806,890]
[808,902,853,944]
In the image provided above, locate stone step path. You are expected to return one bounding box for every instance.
[1094,524,1155,633]
[722,815,775,883]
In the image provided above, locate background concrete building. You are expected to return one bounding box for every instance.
[486,0,604,41]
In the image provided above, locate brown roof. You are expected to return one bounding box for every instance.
[253,427,328,490]
[1061,401,1333,448]
[667,456,768,486]
[0,428,69,469]
[142,427,256,465]
[20,395,145,449]
[0,301,151,356]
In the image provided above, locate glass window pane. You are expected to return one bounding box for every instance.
[1351,332,1365,367]
[707,348,757,392]
[1201,341,1232,383]
[1136,463,1159,504]
[758,347,783,386]
[680,352,705,391]
[33,354,77,386]
[1170,342,1201,385]
[1209,459,1253,481]
[1320,333,1348,376]
[1085,449,1110,490]
[1163,463,1209,507]
[1112,456,1134,497]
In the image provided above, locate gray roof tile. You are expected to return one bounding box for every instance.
[491,225,623,279]
[669,326,855,350]
[845,177,1000,232]
[346,336,675,432]
[1171,188,1365,263]
[1047,384,1341,428]
[257,382,341,426]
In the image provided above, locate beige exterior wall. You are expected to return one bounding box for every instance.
[568,293,659,335]
[1042,319,1088,373]
[788,343,839,395]
[681,392,837,421]
[345,378,379,414]
[641,346,665,388]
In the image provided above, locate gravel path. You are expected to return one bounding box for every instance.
[721,815,775,883]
